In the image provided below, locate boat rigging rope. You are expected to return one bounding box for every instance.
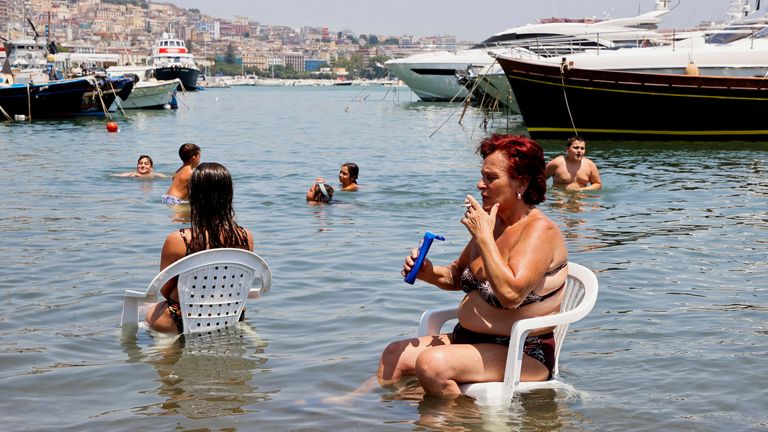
[559,59,579,136]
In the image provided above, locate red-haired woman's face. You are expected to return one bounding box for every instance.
[476,151,521,212]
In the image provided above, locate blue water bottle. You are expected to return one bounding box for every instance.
[404,231,445,284]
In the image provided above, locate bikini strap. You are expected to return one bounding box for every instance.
[544,261,568,277]
[538,282,565,301]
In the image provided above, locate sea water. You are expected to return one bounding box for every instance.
[0,86,766,431]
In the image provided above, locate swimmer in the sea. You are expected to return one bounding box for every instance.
[162,143,201,205]
[307,177,334,203]
[114,155,167,179]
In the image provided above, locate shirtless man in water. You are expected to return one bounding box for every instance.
[162,143,201,204]
[545,136,602,191]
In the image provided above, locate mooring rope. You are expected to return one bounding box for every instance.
[559,59,579,136]
[175,79,188,109]
[108,80,127,117]
[0,103,12,121]
[95,79,111,119]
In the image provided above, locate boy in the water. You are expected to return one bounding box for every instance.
[162,143,201,204]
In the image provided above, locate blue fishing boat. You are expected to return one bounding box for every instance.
[0,74,136,119]
[0,77,97,118]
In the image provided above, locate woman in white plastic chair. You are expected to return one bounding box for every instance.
[145,162,254,333]
[378,134,569,398]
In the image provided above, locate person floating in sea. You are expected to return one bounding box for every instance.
[378,134,569,398]
[162,143,201,205]
[339,162,359,191]
[113,154,167,179]
[545,136,602,191]
[145,162,255,333]
[307,177,334,203]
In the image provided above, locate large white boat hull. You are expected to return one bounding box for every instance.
[118,79,179,109]
[385,49,496,101]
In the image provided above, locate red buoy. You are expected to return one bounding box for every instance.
[106,122,119,133]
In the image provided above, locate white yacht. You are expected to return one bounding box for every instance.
[149,33,200,91]
[473,5,768,110]
[385,0,671,102]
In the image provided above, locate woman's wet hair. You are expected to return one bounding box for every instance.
[187,162,249,252]
[477,134,547,205]
[342,162,359,183]
[310,182,334,203]
[137,154,153,167]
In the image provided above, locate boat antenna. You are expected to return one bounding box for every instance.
[27,18,40,43]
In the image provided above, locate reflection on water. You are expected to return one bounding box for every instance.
[120,326,272,419]
[411,389,576,431]
[546,189,603,253]
[376,378,579,431]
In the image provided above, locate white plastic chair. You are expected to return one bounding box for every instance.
[417,262,598,406]
[120,248,272,335]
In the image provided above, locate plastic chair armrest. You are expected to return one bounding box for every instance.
[417,306,458,336]
[124,289,149,298]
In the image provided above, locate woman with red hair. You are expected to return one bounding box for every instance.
[378,134,569,397]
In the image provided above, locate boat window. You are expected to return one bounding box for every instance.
[472,32,563,48]
[753,26,768,39]
[705,23,760,44]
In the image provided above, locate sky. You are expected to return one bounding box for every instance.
[166,0,756,42]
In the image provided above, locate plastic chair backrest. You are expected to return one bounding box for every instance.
[178,261,249,334]
[464,263,597,404]
[151,248,270,335]
[550,269,587,376]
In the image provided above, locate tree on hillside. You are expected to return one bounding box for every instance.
[367,54,390,78]
[368,35,379,46]
[224,43,237,64]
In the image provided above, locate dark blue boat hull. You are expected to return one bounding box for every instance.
[0,78,95,117]
[497,56,768,141]
[154,66,200,91]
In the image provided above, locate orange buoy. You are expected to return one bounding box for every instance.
[106,122,119,133]
[684,61,699,76]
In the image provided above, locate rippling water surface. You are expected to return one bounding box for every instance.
[0,86,766,431]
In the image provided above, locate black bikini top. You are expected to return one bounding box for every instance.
[460,262,567,310]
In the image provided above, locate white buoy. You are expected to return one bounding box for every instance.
[14,114,26,121]
[163,103,172,110]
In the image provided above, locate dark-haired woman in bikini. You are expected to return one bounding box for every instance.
[145,162,254,333]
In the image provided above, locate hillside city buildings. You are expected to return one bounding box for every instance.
[1,0,465,76]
